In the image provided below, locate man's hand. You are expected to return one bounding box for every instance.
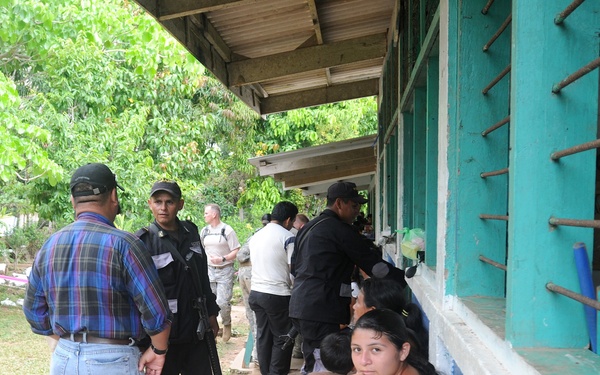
[209,315,219,338]
[138,347,166,374]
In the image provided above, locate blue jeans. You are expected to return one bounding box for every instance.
[51,338,143,375]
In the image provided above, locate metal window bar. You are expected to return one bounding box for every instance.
[552,57,600,93]
[482,65,511,95]
[549,217,600,229]
[482,115,510,137]
[481,0,495,15]
[483,13,512,52]
[554,0,586,25]
[546,282,600,311]
[480,214,509,221]
[480,167,509,178]
[551,138,600,161]
[479,255,507,271]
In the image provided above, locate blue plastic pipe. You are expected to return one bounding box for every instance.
[573,242,597,353]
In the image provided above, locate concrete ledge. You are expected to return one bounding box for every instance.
[409,267,531,374]
[518,348,600,375]
[408,267,600,375]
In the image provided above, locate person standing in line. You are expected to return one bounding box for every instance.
[291,213,310,235]
[289,181,407,374]
[289,212,310,358]
[202,203,241,342]
[248,201,298,375]
[237,213,271,363]
[23,163,172,375]
[136,181,220,375]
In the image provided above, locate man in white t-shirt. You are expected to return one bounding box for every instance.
[248,201,298,375]
[201,203,241,342]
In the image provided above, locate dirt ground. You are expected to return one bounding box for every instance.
[220,302,303,375]
[219,303,252,372]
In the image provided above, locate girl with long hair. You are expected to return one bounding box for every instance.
[351,309,439,375]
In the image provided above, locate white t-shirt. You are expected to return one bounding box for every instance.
[249,222,295,296]
[201,222,241,267]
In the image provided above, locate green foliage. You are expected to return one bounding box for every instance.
[0,0,377,236]
[1,223,50,261]
[0,72,63,186]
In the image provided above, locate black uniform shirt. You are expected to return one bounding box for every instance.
[137,219,219,344]
[289,209,406,325]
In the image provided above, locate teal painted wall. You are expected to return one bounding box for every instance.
[506,0,599,348]
[426,57,439,267]
[403,112,415,229]
[444,0,511,297]
[413,88,428,228]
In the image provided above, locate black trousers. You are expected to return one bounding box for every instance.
[291,318,339,374]
[162,339,212,375]
[249,290,293,375]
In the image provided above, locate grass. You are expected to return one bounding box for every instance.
[0,286,50,375]
[0,282,247,374]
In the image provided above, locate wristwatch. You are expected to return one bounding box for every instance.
[150,343,168,355]
[222,256,227,262]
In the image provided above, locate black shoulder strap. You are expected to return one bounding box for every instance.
[148,224,187,265]
[147,223,205,297]
[296,216,330,251]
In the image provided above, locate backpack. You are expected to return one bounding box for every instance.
[200,225,227,246]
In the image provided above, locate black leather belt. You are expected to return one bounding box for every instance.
[63,334,132,345]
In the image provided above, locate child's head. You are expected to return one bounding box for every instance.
[321,330,354,375]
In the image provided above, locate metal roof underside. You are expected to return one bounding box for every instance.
[133,0,395,115]
[248,135,377,196]
[133,0,392,194]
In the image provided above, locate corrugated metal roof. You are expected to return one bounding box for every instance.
[133,0,395,115]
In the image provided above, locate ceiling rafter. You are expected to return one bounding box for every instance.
[157,0,255,21]
[260,78,379,114]
[227,33,387,86]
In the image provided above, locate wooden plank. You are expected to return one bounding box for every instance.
[227,34,387,86]
[157,0,256,21]
[259,147,375,176]
[261,78,379,114]
[278,161,375,188]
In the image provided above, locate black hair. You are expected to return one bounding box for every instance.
[321,330,354,375]
[360,278,428,359]
[72,182,111,205]
[271,201,299,222]
[261,213,272,222]
[353,309,438,375]
[362,278,407,314]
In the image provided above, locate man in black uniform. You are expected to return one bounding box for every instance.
[289,181,407,374]
[137,180,220,375]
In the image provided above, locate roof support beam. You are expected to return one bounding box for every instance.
[258,147,375,176]
[157,0,254,21]
[227,33,387,86]
[277,160,375,189]
[261,78,379,114]
[150,16,260,113]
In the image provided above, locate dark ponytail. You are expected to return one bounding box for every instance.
[353,309,438,375]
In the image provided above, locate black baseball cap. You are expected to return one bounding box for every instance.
[327,181,368,204]
[150,180,182,200]
[70,163,124,197]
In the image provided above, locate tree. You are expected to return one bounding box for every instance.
[0,0,377,234]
